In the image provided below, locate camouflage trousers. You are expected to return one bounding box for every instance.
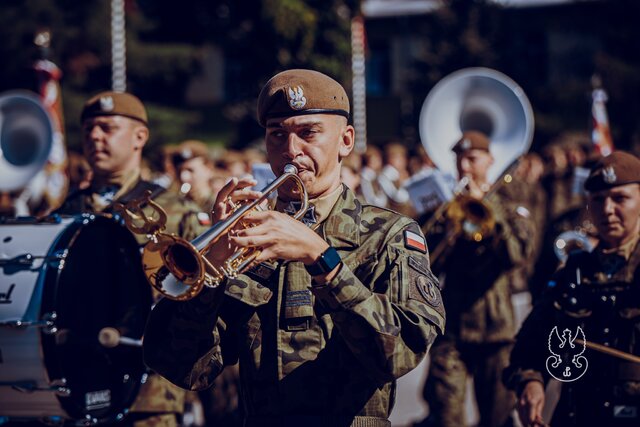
[423,339,515,427]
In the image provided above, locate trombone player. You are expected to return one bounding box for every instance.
[422,131,533,427]
[143,69,445,427]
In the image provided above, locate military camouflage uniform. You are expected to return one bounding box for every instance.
[57,176,208,427]
[504,237,640,427]
[143,186,445,427]
[422,189,533,427]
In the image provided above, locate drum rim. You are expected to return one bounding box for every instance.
[39,214,148,422]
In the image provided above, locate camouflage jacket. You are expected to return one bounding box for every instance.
[424,189,533,343]
[57,178,209,414]
[143,186,445,425]
[504,240,640,424]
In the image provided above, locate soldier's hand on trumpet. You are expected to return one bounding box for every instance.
[463,174,487,200]
[206,176,262,264]
[229,209,336,282]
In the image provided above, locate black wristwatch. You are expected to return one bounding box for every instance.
[304,246,341,276]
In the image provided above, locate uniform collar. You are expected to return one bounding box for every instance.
[599,231,640,261]
[276,184,343,227]
[91,168,141,200]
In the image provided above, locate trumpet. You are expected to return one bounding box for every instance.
[117,164,308,301]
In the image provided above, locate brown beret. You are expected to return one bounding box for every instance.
[584,150,640,192]
[81,91,148,125]
[257,69,350,127]
[171,140,210,167]
[452,131,491,154]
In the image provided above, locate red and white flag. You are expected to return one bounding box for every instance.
[33,56,69,212]
[591,88,614,157]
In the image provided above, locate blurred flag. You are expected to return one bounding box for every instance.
[591,86,614,157]
[32,30,69,213]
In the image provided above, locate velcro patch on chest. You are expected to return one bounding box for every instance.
[246,262,277,283]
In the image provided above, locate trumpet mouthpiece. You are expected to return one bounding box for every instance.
[283,164,298,174]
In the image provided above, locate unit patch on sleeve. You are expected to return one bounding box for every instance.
[404,230,427,253]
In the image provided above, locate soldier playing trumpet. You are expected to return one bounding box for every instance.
[142,69,445,427]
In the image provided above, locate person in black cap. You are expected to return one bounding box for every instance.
[505,150,640,427]
[143,69,445,427]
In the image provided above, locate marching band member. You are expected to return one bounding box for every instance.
[422,131,534,427]
[143,69,445,427]
[505,151,640,427]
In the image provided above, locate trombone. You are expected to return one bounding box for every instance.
[417,67,534,262]
[117,164,308,301]
[425,160,520,262]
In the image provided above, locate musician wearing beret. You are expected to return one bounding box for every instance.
[56,91,209,427]
[505,151,640,427]
[143,69,445,427]
[422,131,534,427]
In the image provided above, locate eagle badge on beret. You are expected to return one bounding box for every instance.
[99,96,114,112]
[603,166,617,184]
[461,138,472,150]
[288,86,306,110]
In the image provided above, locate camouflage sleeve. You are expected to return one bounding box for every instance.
[143,285,227,390]
[311,219,445,384]
[143,274,272,391]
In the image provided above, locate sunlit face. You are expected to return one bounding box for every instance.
[456,149,494,183]
[588,183,640,247]
[265,114,354,200]
[81,115,147,175]
[178,157,215,197]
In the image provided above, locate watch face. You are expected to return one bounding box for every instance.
[306,246,341,276]
[322,247,341,271]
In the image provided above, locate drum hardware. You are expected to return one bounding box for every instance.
[0,311,58,334]
[0,251,66,272]
[0,215,150,422]
[117,163,309,301]
[4,378,71,397]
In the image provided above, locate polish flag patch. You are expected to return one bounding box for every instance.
[404,230,427,253]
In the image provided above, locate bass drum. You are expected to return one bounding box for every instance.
[0,214,151,424]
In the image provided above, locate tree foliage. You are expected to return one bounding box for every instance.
[0,0,357,154]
